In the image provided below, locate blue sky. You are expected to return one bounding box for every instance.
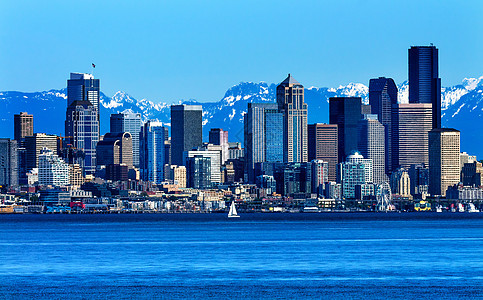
[1,0,482,103]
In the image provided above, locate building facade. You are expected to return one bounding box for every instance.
[276,74,308,163]
[110,112,142,168]
[244,103,283,182]
[24,133,58,171]
[38,148,70,187]
[140,121,166,184]
[392,103,432,169]
[170,105,202,166]
[14,112,33,143]
[358,115,386,184]
[307,123,338,182]
[369,77,398,173]
[329,97,362,163]
[408,45,441,129]
[428,128,460,197]
[0,139,18,187]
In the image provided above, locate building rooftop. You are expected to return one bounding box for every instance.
[279,74,301,86]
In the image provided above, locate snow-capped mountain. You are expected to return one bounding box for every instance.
[0,76,482,157]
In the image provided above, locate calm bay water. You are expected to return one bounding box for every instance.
[0,213,482,299]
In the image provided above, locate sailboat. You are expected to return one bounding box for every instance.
[228,201,240,218]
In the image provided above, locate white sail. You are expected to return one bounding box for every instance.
[228,201,240,218]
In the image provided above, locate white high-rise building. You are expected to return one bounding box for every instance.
[38,148,69,186]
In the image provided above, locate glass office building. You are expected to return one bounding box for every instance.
[140,121,166,184]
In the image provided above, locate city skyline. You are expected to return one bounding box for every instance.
[1,1,482,103]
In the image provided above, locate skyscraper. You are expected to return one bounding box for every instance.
[409,45,441,129]
[329,97,362,163]
[65,101,99,175]
[186,155,211,189]
[369,77,398,173]
[140,121,166,184]
[209,128,229,164]
[276,74,308,163]
[428,128,460,197]
[170,105,203,166]
[96,132,133,168]
[358,115,386,184]
[110,112,142,168]
[14,112,33,143]
[244,103,283,182]
[339,152,372,199]
[0,139,18,187]
[307,123,338,182]
[66,73,100,175]
[67,73,100,122]
[392,103,432,170]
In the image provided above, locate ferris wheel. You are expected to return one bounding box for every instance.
[376,182,394,212]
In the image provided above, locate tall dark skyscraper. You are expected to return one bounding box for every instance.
[170,105,203,166]
[369,77,398,173]
[66,73,100,175]
[409,45,441,129]
[329,97,362,163]
[276,74,308,163]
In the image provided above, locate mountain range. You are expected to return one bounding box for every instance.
[1,75,482,157]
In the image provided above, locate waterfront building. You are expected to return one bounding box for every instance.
[275,163,311,198]
[256,175,277,195]
[390,168,411,197]
[307,123,338,182]
[110,112,142,168]
[446,185,483,201]
[408,164,429,195]
[0,138,18,187]
[339,152,372,199]
[14,112,33,144]
[185,149,221,184]
[324,182,341,200]
[65,99,99,175]
[428,128,460,197]
[461,161,483,187]
[276,74,308,163]
[38,148,69,187]
[309,159,329,196]
[358,115,386,184]
[186,155,211,189]
[409,45,441,129]
[369,77,398,173]
[244,103,283,182]
[209,128,229,164]
[96,132,133,168]
[171,105,202,166]
[24,133,58,171]
[355,183,375,200]
[392,103,432,169]
[170,165,187,188]
[140,121,166,184]
[329,97,362,163]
